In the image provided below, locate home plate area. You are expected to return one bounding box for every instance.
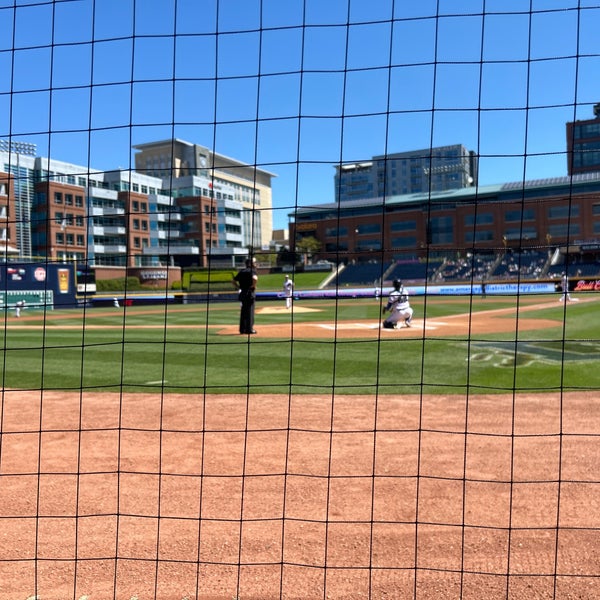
[316,319,441,331]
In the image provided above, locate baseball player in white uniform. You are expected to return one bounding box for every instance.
[382,279,413,329]
[283,274,294,309]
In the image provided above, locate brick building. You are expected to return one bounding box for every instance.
[291,173,600,264]
[567,103,600,176]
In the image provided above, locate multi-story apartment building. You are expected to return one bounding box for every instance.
[2,139,274,268]
[334,144,478,203]
[567,103,600,175]
[167,174,248,266]
[291,172,600,264]
[0,170,16,255]
[133,139,275,251]
[0,140,38,256]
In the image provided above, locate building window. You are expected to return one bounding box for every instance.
[356,239,382,251]
[390,220,416,232]
[133,218,140,230]
[132,200,139,212]
[75,195,83,207]
[325,227,348,237]
[65,194,73,206]
[464,213,494,226]
[325,242,348,252]
[133,237,141,248]
[141,202,147,213]
[141,220,148,231]
[548,223,580,237]
[392,236,417,248]
[465,230,494,242]
[76,215,84,227]
[54,192,63,204]
[56,232,64,244]
[66,233,74,245]
[504,227,537,240]
[76,234,85,246]
[504,208,535,222]
[574,123,600,138]
[548,205,579,219]
[429,216,454,245]
[355,223,381,235]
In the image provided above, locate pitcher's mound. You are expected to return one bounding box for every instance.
[258,305,320,315]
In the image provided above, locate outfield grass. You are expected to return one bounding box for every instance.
[1,293,598,394]
[257,271,332,291]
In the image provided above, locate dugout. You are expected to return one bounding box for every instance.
[0,262,77,310]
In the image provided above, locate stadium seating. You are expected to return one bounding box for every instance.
[334,261,393,286]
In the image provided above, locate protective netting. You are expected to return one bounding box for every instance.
[1,1,599,599]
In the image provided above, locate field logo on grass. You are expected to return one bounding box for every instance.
[469,340,600,366]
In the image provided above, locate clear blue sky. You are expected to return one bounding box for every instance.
[0,0,599,231]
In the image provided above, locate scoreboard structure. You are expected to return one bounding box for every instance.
[1,262,77,310]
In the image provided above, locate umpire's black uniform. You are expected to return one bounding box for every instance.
[233,258,258,334]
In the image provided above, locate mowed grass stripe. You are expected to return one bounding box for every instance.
[0,294,596,393]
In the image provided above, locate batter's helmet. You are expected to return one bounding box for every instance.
[393,279,402,289]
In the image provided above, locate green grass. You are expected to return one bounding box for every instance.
[256,271,332,291]
[1,293,598,394]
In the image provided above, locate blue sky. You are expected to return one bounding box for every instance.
[0,0,599,230]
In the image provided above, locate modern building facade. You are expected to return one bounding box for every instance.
[0,170,16,255]
[567,103,600,176]
[291,173,600,264]
[334,144,478,203]
[2,138,276,269]
[133,139,275,251]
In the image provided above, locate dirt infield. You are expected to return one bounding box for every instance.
[215,300,567,338]
[2,389,600,599]
[1,298,598,598]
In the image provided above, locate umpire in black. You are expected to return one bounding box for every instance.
[233,256,258,334]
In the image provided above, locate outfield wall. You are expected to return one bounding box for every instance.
[260,281,558,301]
[0,262,77,310]
[85,279,581,308]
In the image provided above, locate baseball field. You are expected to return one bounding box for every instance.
[1,291,599,598]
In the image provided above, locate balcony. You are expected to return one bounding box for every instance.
[93,225,126,235]
[92,244,128,254]
[91,206,125,216]
[144,244,199,255]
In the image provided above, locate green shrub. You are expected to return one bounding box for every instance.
[96,277,144,292]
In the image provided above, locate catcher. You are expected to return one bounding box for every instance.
[382,279,413,329]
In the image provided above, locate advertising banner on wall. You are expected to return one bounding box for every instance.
[0,263,77,309]
[260,281,557,300]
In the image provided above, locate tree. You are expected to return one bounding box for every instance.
[277,246,298,266]
[295,236,321,264]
